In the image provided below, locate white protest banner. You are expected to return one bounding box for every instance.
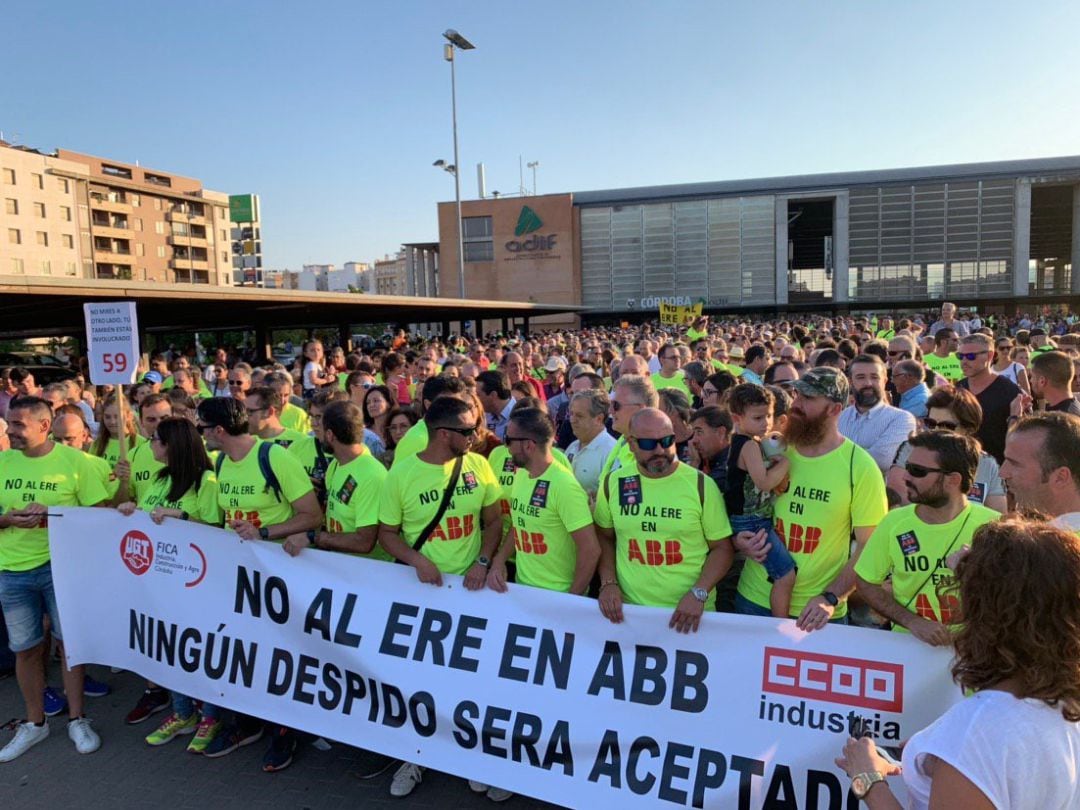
[50,508,961,809]
[83,301,140,385]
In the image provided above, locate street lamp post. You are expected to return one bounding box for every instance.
[443,29,474,300]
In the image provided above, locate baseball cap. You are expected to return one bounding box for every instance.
[142,370,164,385]
[544,356,568,372]
[792,367,849,403]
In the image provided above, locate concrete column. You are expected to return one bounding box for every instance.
[522,316,531,335]
[1012,179,1032,297]
[1071,185,1080,295]
[338,324,352,352]
[501,317,509,336]
[254,324,272,365]
[774,196,789,307]
[832,192,850,304]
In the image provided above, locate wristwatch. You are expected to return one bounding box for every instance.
[306,529,319,548]
[475,555,491,569]
[690,586,709,603]
[822,591,839,607]
[851,771,885,798]
[258,527,270,541]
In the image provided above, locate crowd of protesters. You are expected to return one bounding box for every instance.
[1,303,1078,806]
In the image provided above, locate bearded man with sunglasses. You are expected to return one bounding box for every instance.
[594,408,734,633]
[376,395,502,798]
[855,431,997,646]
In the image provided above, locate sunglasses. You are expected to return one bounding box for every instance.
[956,351,987,361]
[227,380,246,386]
[887,350,908,357]
[195,423,217,434]
[635,434,676,451]
[702,388,719,397]
[922,417,959,431]
[439,425,477,437]
[611,400,643,412]
[905,462,947,478]
[504,435,532,444]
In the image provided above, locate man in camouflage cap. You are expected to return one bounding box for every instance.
[733,364,888,631]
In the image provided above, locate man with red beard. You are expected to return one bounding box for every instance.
[734,367,888,629]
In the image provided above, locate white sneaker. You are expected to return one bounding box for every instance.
[486,787,515,802]
[389,761,424,797]
[67,717,101,754]
[0,721,50,763]
[468,780,490,793]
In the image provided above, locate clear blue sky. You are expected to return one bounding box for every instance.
[4,0,1078,270]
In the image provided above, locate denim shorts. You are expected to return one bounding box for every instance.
[0,563,63,652]
[729,514,797,582]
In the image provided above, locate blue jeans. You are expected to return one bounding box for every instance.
[0,563,63,652]
[729,514,796,582]
[173,693,220,721]
[734,592,849,624]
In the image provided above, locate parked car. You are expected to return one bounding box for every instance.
[0,352,78,385]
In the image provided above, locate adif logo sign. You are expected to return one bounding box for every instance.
[120,530,154,576]
[761,647,903,713]
[505,206,557,253]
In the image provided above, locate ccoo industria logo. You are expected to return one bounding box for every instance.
[506,206,557,253]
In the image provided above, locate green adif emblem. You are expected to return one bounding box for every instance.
[515,206,543,237]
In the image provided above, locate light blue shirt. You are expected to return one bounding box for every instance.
[899,383,930,420]
[838,401,917,474]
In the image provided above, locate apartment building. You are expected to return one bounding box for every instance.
[373,251,407,295]
[1,141,235,286]
[0,143,91,279]
[55,149,233,286]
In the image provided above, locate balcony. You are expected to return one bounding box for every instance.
[94,249,134,265]
[89,196,132,215]
[92,224,131,239]
[167,234,208,249]
[171,257,209,271]
[166,210,206,226]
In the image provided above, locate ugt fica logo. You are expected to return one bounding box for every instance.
[120,530,153,575]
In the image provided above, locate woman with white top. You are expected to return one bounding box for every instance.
[991,337,1030,395]
[836,517,1080,808]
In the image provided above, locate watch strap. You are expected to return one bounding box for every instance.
[851,770,885,798]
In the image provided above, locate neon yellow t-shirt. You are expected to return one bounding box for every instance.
[487,444,572,534]
[651,371,692,398]
[137,468,222,525]
[686,327,707,343]
[262,427,308,450]
[287,435,330,480]
[129,438,165,504]
[924,352,964,382]
[510,460,594,593]
[101,435,148,471]
[599,436,637,479]
[737,439,888,618]
[391,420,430,465]
[0,444,111,571]
[594,461,732,609]
[216,442,314,532]
[855,502,997,629]
[280,403,312,435]
[379,451,500,575]
[325,449,391,562]
[84,452,119,501]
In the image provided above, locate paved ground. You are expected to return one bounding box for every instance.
[0,666,561,809]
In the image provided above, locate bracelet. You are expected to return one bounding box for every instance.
[599,580,620,592]
[180,511,190,521]
[306,529,319,548]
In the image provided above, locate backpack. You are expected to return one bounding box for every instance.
[216,442,283,503]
